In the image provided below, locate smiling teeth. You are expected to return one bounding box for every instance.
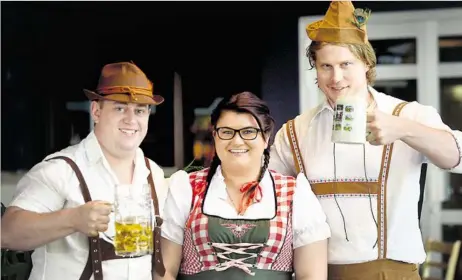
[120,129,136,135]
[230,149,248,153]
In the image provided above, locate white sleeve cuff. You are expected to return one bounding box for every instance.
[161,220,186,245]
[160,170,193,245]
[292,173,331,249]
[293,222,331,249]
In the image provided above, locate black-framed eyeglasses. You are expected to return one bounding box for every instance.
[215,127,261,140]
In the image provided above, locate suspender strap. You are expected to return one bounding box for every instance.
[377,101,409,259]
[46,156,103,280]
[144,157,166,277]
[392,101,408,116]
[47,156,166,278]
[285,119,306,174]
[48,156,92,202]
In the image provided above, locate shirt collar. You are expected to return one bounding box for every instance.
[82,131,150,182]
[368,86,395,113]
[83,131,104,165]
[211,165,272,200]
[310,86,390,125]
[310,97,333,126]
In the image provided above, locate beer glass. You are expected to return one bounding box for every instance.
[113,183,154,257]
[332,94,368,144]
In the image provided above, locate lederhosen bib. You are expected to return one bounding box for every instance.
[284,102,425,280]
[286,102,407,260]
[46,156,166,280]
[177,168,296,280]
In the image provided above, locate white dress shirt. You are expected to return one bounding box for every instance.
[9,131,169,280]
[269,87,462,265]
[161,166,331,249]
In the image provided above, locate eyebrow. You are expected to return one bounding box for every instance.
[319,60,353,65]
[217,126,260,130]
[113,102,148,109]
[113,101,128,106]
[136,104,150,109]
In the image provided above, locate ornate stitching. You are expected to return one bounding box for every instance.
[288,120,305,174]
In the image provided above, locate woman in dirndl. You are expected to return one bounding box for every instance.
[156,92,331,280]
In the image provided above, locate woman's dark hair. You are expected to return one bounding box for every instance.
[205,91,275,192]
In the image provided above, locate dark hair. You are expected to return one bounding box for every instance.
[206,91,275,194]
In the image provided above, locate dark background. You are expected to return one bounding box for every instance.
[3,1,462,171]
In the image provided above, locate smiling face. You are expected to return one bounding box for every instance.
[213,110,268,172]
[314,44,370,105]
[91,100,150,159]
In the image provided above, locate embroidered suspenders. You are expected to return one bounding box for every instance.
[285,101,409,259]
[285,119,306,175]
[46,156,166,279]
[377,101,408,258]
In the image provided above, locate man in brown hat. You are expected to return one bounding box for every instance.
[2,62,167,280]
[269,1,462,279]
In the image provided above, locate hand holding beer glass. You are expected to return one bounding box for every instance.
[113,183,154,257]
[72,201,112,237]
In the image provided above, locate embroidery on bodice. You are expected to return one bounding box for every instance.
[221,223,257,239]
[179,169,296,276]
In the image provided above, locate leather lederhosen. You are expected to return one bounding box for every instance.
[47,156,166,280]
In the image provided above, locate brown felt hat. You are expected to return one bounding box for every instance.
[84,62,164,105]
[306,1,371,44]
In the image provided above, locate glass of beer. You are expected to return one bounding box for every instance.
[331,94,368,144]
[113,183,154,257]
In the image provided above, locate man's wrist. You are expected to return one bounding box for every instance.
[398,117,416,141]
[64,207,79,233]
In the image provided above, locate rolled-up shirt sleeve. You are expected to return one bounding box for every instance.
[161,170,193,245]
[292,173,331,249]
[414,103,462,173]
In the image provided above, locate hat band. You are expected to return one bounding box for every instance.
[97,86,153,102]
[308,26,368,44]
